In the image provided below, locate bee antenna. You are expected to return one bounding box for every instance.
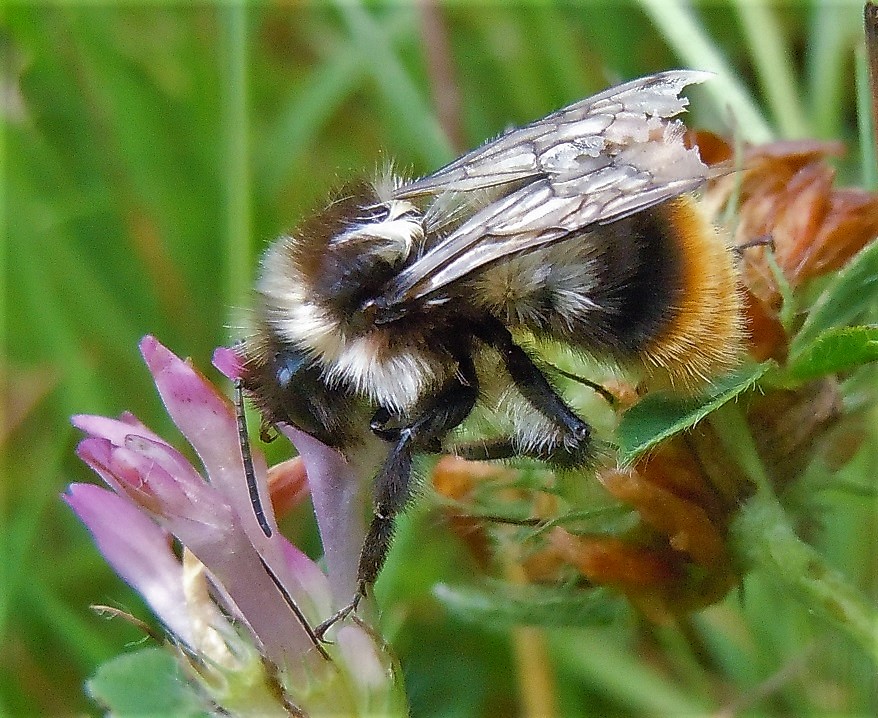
[734,233,775,256]
[257,554,331,660]
[234,379,273,538]
[234,386,329,659]
[548,366,617,406]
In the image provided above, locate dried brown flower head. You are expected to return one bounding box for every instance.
[699,136,878,359]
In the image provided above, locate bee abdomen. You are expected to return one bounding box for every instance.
[629,196,744,390]
[467,196,743,392]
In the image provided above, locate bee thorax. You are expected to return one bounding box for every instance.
[323,336,442,412]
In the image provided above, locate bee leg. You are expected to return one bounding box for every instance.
[453,439,519,461]
[454,437,590,468]
[478,320,591,453]
[317,358,479,638]
[360,358,479,592]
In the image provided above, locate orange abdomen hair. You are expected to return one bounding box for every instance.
[638,195,745,391]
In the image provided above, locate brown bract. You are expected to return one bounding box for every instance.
[698,136,878,358]
[557,434,742,621]
[431,435,744,623]
[549,527,737,623]
[267,456,310,519]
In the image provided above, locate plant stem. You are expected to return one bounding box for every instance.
[711,403,877,662]
[734,0,810,138]
[729,492,878,664]
[219,4,251,315]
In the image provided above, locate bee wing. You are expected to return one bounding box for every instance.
[380,70,712,310]
[395,70,711,198]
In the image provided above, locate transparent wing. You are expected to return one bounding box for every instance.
[395,70,711,199]
[380,70,712,310]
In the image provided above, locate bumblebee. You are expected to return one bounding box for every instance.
[241,70,743,625]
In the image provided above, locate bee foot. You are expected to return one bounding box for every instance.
[314,594,362,641]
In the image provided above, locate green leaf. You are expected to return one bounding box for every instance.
[790,238,878,358]
[617,362,773,464]
[433,580,623,629]
[86,648,209,718]
[786,325,878,382]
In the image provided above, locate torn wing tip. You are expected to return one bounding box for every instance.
[663,68,715,86]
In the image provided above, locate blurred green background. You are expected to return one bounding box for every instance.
[2,2,875,716]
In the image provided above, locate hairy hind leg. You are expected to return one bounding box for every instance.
[475,319,592,460]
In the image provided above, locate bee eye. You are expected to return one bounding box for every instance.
[274,348,309,389]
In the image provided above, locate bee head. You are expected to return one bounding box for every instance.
[242,338,361,448]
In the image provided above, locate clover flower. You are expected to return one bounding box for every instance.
[66,336,406,716]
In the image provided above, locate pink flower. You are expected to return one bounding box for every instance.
[66,337,405,715]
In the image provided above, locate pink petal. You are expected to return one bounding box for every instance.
[77,436,231,541]
[64,483,195,647]
[66,480,329,667]
[141,337,334,609]
[121,435,217,514]
[212,346,244,381]
[138,338,333,643]
[72,413,166,449]
[278,535,333,613]
[139,336,279,542]
[179,514,325,666]
[280,425,366,607]
[77,437,148,502]
[79,413,200,490]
